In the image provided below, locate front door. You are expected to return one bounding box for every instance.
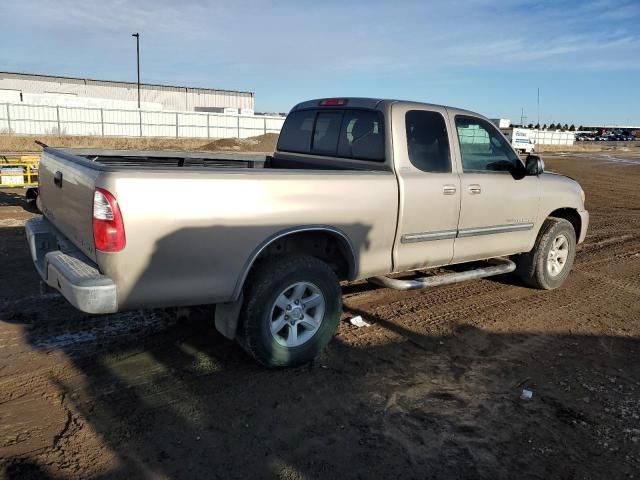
[450,115,540,263]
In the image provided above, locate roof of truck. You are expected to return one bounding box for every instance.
[290,97,482,118]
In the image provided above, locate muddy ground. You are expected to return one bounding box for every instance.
[0,152,639,479]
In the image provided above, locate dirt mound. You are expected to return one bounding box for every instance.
[199,133,278,152]
[0,133,279,155]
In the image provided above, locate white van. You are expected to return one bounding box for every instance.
[501,128,536,154]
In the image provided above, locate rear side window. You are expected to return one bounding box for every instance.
[405,110,451,172]
[277,108,385,162]
[276,110,315,153]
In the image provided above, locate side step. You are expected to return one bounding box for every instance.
[368,258,516,291]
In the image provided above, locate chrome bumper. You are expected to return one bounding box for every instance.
[25,217,118,314]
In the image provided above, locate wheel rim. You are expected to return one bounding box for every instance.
[269,281,325,348]
[547,233,570,277]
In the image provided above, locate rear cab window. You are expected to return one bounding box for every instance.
[277,108,385,162]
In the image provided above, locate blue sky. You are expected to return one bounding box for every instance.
[1,0,639,125]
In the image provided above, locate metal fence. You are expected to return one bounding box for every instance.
[0,103,285,139]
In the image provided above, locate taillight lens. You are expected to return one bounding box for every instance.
[319,98,348,106]
[93,188,126,252]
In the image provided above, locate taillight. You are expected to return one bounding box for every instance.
[319,98,348,106]
[93,188,126,252]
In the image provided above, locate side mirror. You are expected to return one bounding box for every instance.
[525,154,544,176]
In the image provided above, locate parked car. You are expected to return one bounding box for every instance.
[26,97,589,367]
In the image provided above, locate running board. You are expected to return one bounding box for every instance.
[368,258,516,291]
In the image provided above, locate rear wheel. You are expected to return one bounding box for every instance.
[237,254,342,367]
[516,217,576,290]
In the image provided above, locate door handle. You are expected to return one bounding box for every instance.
[442,185,457,195]
[54,171,63,188]
[468,184,481,194]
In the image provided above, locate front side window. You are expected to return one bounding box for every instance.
[405,110,451,173]
[455,116,520,173]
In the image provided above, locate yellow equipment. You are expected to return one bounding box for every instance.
[0,155,40,188]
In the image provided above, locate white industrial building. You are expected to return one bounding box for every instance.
[0,71,287,139]
[0,71,254,112]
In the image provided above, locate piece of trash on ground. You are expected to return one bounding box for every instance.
[520,388,534,400]
[349,316,371,328]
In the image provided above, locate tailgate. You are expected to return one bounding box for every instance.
[38,149,99,262]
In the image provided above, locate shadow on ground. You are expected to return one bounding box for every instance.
[0,189,38,214]
[3,305,638,479]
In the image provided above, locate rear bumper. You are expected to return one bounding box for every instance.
[25,217,118,314]
[578,209,589,244]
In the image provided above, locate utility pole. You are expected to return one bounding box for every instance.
[537,88,540,127]
[520,107,527,127]
[536,87,540,144]
[132,33,141,108]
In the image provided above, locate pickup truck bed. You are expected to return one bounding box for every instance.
[31,146,398,314]
[64,149,269,169]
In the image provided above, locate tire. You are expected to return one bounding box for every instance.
[515,217,576,290]
[237,254,342,367]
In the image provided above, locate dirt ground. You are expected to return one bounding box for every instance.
[0,151,639,479]
[0,133,279,155]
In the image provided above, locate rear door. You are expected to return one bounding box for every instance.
[392,104,461,271]
[449,115,540,263]
[38,150,99,260]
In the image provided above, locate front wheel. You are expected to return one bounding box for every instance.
[237,254,342,367]
[515,217,576,290]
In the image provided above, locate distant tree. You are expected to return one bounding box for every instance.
[569,124,576,131]
[542,124,548,130]
[578,125,584,131]
[535,123,540,129]
[549,123,557,130]
[562,123,569,130]
[527,123,534,129]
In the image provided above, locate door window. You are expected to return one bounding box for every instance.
[455,116,520,173]
[405,110,451,172]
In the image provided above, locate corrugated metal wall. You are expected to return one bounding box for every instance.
[0,72,254,111]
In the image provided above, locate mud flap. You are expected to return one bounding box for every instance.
[214,293,243,339]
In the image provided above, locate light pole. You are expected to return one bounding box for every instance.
[132,33,140,108]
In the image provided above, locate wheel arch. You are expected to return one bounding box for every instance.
[547,208,582,240]
[231,225,357,301]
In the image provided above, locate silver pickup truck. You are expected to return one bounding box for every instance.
[26,98,588,366]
